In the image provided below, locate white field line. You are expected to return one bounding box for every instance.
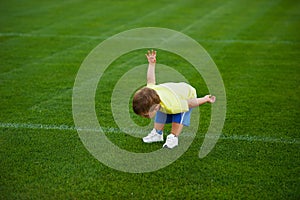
[0,32,298,45]
[0,122,298,144]
[0,32,104,40]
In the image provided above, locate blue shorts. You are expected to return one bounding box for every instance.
[154,109,193,126]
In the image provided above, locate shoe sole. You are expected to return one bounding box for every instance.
[143,139,164,143]
[163,144,178,149]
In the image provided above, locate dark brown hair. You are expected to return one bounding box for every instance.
[132,87,161,115]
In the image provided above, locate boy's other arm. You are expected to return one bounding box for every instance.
[145,50,157,85]
[188,95,216,108]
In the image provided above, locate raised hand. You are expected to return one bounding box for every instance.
[145,49,156,64]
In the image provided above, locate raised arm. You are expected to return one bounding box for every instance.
[145,50,157,85]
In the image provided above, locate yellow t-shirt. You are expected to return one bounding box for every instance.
[147,82,197,114]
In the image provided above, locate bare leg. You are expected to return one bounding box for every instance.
[154,123,165,131]
[162,122,182,148]
[171,122,184,136]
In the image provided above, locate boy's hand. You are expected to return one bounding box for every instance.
[145,49,156,64]
[205,95,216,103]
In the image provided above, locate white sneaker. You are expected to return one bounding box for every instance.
[143,129,164,143]
[163,134,178,149]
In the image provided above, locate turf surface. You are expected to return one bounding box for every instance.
[0,0,299,199]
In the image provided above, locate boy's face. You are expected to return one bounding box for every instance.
[141,104,160,119]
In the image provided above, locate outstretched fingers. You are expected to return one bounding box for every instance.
[145,49,157,63]
[146,49,156,56]
[151,49,156,56]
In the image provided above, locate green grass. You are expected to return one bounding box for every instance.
[0,0,299,199]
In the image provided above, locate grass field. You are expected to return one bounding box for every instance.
[0,0,299,199]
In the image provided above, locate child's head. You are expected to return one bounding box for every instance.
[132,87,161,118]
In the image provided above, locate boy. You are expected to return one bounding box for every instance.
[132,50,216,149]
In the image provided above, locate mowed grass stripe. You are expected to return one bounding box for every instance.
[0,1,149,50]
[0,37,93,76]
[186,0,282,55]
[0,0,191,40]
[181,0,251,33]
[1,32,298,45]
[0,122,298,144]
[0,0,223,76]
[0,37,98,121]
[0,0,137,35]
[241,0,300,41]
